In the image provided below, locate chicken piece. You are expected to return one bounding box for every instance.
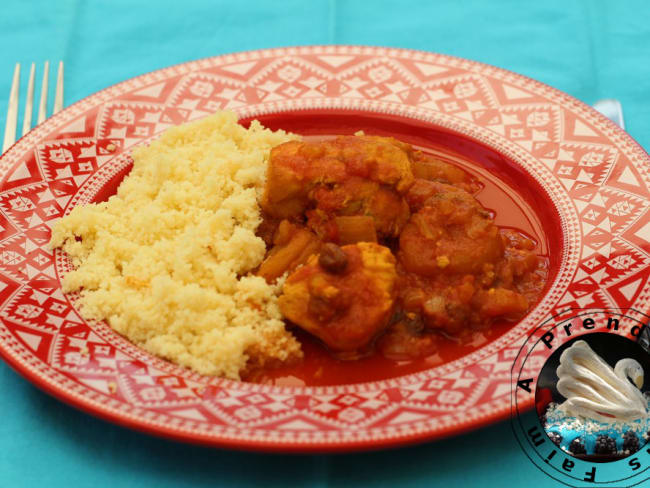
[278,242,397,356]
[261,140,347,219]
[399,183,503,276]
[309,178,410,237]
[261,136,415,237]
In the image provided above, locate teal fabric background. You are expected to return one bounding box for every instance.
[1,1,649,486]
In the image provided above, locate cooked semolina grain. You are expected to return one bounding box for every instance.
[49,111,302,379]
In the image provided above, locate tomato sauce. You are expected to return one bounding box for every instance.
[246,143,550,387]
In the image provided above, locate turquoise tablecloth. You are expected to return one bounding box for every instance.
[1,1,649,487]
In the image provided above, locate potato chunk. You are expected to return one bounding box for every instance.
[258,221,321,283]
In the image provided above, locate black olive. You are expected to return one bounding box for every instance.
[319,243,348,274]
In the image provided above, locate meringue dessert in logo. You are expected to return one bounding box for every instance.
[543,340,650,459]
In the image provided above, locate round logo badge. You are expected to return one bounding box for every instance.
[511,308,650,487]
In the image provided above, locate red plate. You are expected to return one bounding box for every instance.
[1,46,649,452]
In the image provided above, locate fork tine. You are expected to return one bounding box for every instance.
[37,61,49,125]
[53,61,64,114]
[22,63,36,136]
[2,63,20,153]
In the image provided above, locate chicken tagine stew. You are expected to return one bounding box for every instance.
[247,134,548,384]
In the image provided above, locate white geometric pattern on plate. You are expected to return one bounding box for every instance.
[0,46,648,450]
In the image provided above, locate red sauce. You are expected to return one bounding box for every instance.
[246,144,550,387]
[248,322,517,386]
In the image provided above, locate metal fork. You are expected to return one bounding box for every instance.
[2,61,64,153]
